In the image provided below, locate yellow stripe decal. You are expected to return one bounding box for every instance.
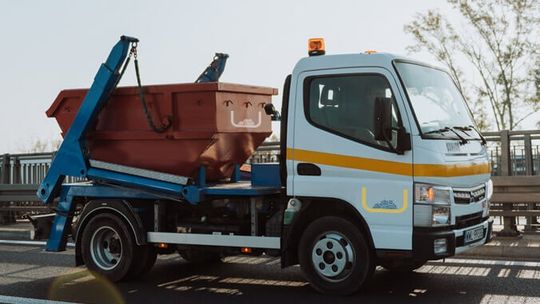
[361,187,408,214]
[287,148,413,175]
[287,148,490,177]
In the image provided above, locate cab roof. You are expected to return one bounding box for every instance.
[292,52,438,75]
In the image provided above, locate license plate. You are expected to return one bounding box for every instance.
[464,226,484,244]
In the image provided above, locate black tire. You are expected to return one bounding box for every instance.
[127,245,157,279]
[178,248,222,264]
[380,259,426,272]
[298,216,374,295]
[80,213,137,282]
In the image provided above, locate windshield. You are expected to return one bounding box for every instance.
[395,62,478,139]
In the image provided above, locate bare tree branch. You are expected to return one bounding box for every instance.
[405,0,540,130]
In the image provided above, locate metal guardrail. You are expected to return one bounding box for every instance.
[0,184,40,202]
[1,130,539,233]
[482,130,540,235]
[0,184,50,223]
[489,176,540,235]
[483,130,540,176]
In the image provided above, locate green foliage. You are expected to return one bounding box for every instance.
[405,0,540,131]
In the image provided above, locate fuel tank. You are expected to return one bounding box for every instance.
[46,82,277,181]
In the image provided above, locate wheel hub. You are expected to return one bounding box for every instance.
[323,251,335,264]
[90,226,123,271]
[311,233,355,282]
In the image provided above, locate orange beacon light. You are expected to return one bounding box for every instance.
[308,38,326,56]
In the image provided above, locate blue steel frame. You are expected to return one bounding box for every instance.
[47,180,281,251]
[38,36,282,251]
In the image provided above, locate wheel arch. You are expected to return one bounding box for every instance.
[74,199,147,266]
[281,197,375,268]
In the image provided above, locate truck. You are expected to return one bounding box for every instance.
[38,36,493,295]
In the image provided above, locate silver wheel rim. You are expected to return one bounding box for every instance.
[90,226,123,271]
[311,232,355,282]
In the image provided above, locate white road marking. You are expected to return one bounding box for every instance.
[431,258,540,267]
[0,295,78,304]
[0,240,75,248]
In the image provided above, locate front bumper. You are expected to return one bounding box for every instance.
[413,217,493,260]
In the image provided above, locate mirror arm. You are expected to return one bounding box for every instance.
[384,137,400,154]
[395,126,412,154]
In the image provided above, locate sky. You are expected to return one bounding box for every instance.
[1,0,534,153]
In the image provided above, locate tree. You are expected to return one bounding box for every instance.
[17,138,61,153]
[405,0,540,131]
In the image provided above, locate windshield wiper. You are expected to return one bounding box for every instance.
[467,125,487,146]
[452,125,472,134]
[452,125,487,146]
[424,127,468,145]
[424,127,451,135]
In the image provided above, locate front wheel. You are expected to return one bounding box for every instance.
[298,216,374,295]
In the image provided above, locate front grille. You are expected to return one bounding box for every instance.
[453,185,486,204]
[455,212,483,229]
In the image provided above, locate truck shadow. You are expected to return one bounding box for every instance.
[1,249,539,304]
[67,256,540,303]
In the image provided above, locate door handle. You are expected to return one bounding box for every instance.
[297,163,321,176]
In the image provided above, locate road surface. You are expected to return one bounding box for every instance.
[0,243,539,304]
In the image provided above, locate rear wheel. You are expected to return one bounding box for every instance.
[298,216,374,295]
[178,247,222,264]
[128,245,157,278]
[81,213,145,282]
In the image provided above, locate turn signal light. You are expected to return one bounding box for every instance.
[158,243,168,249]
[240,247,252,254]
[308,38,326,56]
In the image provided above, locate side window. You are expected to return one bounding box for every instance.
[305,74,399,149]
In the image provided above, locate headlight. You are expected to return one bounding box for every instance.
[414,183,451,205]
[414,183,451,227]
[486,179,493,201]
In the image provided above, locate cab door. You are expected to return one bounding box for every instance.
[288,67,414,250]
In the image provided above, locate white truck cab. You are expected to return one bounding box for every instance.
[280,43,493,293]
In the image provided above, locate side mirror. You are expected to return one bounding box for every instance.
[397,128,411,153]
[264,103,281,121]
[373,97,392,141]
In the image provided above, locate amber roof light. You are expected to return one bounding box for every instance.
[308,38,326,56]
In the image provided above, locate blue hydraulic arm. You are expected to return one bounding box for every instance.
[37,35,138,205]
[195,53,229,83]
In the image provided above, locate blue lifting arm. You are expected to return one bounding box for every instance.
[37,36,138,205]
[195,53,229,83]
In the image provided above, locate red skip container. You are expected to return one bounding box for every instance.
[46,82,277,181]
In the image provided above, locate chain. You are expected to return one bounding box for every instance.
[122,42,171,133]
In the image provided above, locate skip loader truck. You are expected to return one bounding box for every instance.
[38,36,493,295]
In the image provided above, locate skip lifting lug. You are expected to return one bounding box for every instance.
[129,42,138,59]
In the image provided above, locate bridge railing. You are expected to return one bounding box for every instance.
[0,153,53,223]
[483,130,540,235]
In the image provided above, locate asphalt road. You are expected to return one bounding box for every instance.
[0,244,539,304]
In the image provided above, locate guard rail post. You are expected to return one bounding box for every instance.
[1,154,10,184]
[498,130,519,236]
[523,134,538,231]
[0,154,11,224]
